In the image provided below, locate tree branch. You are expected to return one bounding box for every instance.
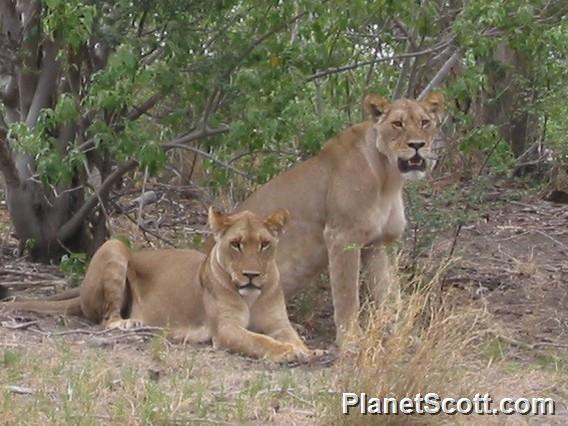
[163,143,251,179]
[392,18,418,50]
[17,0,41,120]
[0,127,19,186]
[200,87,221,130]
[169,125,230,146]
[57,160,138,242]
[307,40,453,82]
[59,122,231,240]
[25,40,59,127]
[126,93,164,121]
[417,49,462,100]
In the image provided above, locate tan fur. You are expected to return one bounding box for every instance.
[1,210,313,362]
[228,92,445,346]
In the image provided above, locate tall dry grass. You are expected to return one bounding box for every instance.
[330,259,491,425]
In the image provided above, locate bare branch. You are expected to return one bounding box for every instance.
[417,49,462,100]
[163,143,251,180]
[0,127,19,186]
[25,40,59,127]
[126,93,164,121]
[307,40,453,82]
[392,18,418,50]
[200,87,221,130]
[57,160,138,241]
[17,0,41,120]
[169,126,230,146]
[393,43,414,98]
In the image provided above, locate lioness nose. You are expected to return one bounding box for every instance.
[408,142,425,150]
[243,271,261,280]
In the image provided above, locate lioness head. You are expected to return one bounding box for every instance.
[208,208,290,296]
[363,92,445,180]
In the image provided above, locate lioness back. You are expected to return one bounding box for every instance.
[126,249,207,328]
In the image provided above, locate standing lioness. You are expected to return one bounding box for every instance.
[1,209,313,362]
[231,92,445,346]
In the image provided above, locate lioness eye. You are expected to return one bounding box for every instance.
[260,241,270,251]
[230,241,241,251]
[392,120,403,128]
[421,119,430,128]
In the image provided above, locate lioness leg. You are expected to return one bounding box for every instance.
[214,324,305,363]
[323,229,362,346]
[80,240,140,329]
[169,325,211,344]
[361,243,400,305]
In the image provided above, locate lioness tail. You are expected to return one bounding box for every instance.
[0,297,82,316]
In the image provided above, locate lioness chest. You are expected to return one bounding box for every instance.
[365,194,406,244]
[351,190,407,246]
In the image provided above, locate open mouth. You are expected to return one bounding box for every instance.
[398,155,426,173]
[238,282,261,293]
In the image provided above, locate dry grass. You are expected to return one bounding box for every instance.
[325,260,492,425]
[0,332,331,425]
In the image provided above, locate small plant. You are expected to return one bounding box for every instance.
[59,252,88,287]
[1,350,20,368]
[112,234,132,249]
[149,335,169,363]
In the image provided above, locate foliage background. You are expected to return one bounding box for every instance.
[0,0,566,261]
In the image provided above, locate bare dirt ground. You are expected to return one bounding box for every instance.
[0,179,567,424]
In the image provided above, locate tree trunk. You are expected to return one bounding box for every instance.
[481,42,539,158]
[5,179,93,262]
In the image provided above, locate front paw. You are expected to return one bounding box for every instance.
[105,318,144,330]
[268,344,312,364]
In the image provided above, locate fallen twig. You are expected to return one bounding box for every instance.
[0,270,62,280]
[535,230,568,251]
[6,385,33,395]
[1,320,38,330]
[29,325,164,337]
[0,280,66,289]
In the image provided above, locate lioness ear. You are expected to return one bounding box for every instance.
[208,207,232,237]
[421,91,445,119]
[264,209,290,237]
[363,94,390,122]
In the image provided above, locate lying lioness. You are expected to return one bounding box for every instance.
[0,209,313,362]
[221,92,445,346]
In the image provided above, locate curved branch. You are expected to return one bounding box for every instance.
[17,0,41,120]
[25,40,59,127]
[126,93,163,121]
[163,143,251,179]
[417,49,462,100]
[170,125,230,145]
[57,160,138,241]
[307,40,453,82]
